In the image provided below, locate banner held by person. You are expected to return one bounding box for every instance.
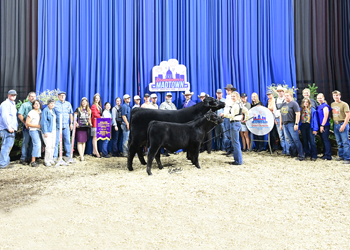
[96,118,111,141]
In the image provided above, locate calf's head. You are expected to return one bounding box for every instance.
[203,95,225,110]
[204,110,224,125]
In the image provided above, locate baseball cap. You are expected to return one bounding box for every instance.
[216,89,223,93]
[123,94,130,99]
[134,95,141,100]
[241,93,247,97]
[8,90,17,95]
[150,93,158,98]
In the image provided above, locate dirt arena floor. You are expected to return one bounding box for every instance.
[0,150,349,249]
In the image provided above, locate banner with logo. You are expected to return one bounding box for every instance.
[149,59,190,92]
[246,106,274,135]
[96,118,111,140]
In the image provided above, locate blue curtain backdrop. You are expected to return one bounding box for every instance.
[36,0,296,109]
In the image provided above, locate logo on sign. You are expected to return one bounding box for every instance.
[246,106,274,135]
[149,59,190,92]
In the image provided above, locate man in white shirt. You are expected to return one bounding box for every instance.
[133,95,141,109]
[150,93,159,109]
[141,93,153,109]
[274,85,290,155]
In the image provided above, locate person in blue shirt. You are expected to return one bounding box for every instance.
[121,94,131,157]
[53,91,73,162]
[182,90,196,108]
[299,98,319,161]
[0,90,18,169]
[316,93,332,160]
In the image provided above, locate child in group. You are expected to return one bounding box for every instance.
[101,102,112,158]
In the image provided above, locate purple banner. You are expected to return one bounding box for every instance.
[96,118,111,140]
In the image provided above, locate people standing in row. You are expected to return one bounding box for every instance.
[239,93,251,152]
[160,92,177,110]
[91,93,102,158]
[41,99,57,166]
[331,90,350,164]
[53,91,73,162]
[133,95,141,109]
[0,90,18,169]
[75,97,91,161]
[316,93,332,160]
[274,86,290,156]
[222,84,236,155]
[121,94,131,157]
[26,100,42,167]
[251,92,265,152]
[280,90,305,161]
[299,98,318,161]
[112,97,123,157]
[182,90,196,108]
[215,89,226,151]
[18,91,36,165]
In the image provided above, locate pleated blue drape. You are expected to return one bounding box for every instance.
[36,0,296,109]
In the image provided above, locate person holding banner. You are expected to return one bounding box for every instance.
[74,97,91,161]
[53,91,73,162]
[280,90,305,161]
[251,93,265,152]
[224,91,248,165]
[101,102,112,158]
[121,94,131,157]
[41,98,57,167]
[26,100,43,167]
[91,93,103,158]
[112,97,123,157]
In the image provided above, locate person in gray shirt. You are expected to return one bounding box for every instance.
[159,92,177,110]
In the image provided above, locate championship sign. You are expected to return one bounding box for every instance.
[246,106,274,135]
[96,118,111,140]
[149,59,190,92]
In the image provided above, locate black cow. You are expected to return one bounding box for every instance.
[127,96,225,171]
[145,111,223,175]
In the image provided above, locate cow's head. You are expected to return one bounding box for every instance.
[204,110,224,125]
[203,95,225,110]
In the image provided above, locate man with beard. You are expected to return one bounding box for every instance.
[160,92,177,110]
[18,91,37,165]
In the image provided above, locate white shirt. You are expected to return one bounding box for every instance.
[141,102,153,109]
[28,110,41,131]
[224,94,233,115]
[274,96,286,118]
[102,110,112,118]
[224,101,249,121]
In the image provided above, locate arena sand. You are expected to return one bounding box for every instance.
[0,150,349,249]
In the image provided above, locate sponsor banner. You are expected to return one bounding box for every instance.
[149,59,190,92]
[96,118,111,141]
[246,106,274,135]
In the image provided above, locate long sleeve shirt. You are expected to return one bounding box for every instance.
[54,100,73,129]
[224,101,249,122]
[0,99,18,131]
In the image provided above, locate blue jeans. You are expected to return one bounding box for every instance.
[223,118,233,152]
[214,122,226,150]
[283,123,304,158]
[229,122,243,164]
[121,124,129,155]
[101,139,109,156]
[333,123,350,160]
[276,118,290,154]
[319,125,332,160]
[54,127,71,158]
[29,130,42,158]
[112,123,122,155]
[0,130,16,168]
[300,123,317,159]
[21,128,32,161]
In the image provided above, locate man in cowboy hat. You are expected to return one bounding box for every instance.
[160,92,177,110]
[198,92,207,102]
[274,85,290,156]
[220,84,237,155]
[182,90,196,109]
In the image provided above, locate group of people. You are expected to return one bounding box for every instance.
[0,84,349,169]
